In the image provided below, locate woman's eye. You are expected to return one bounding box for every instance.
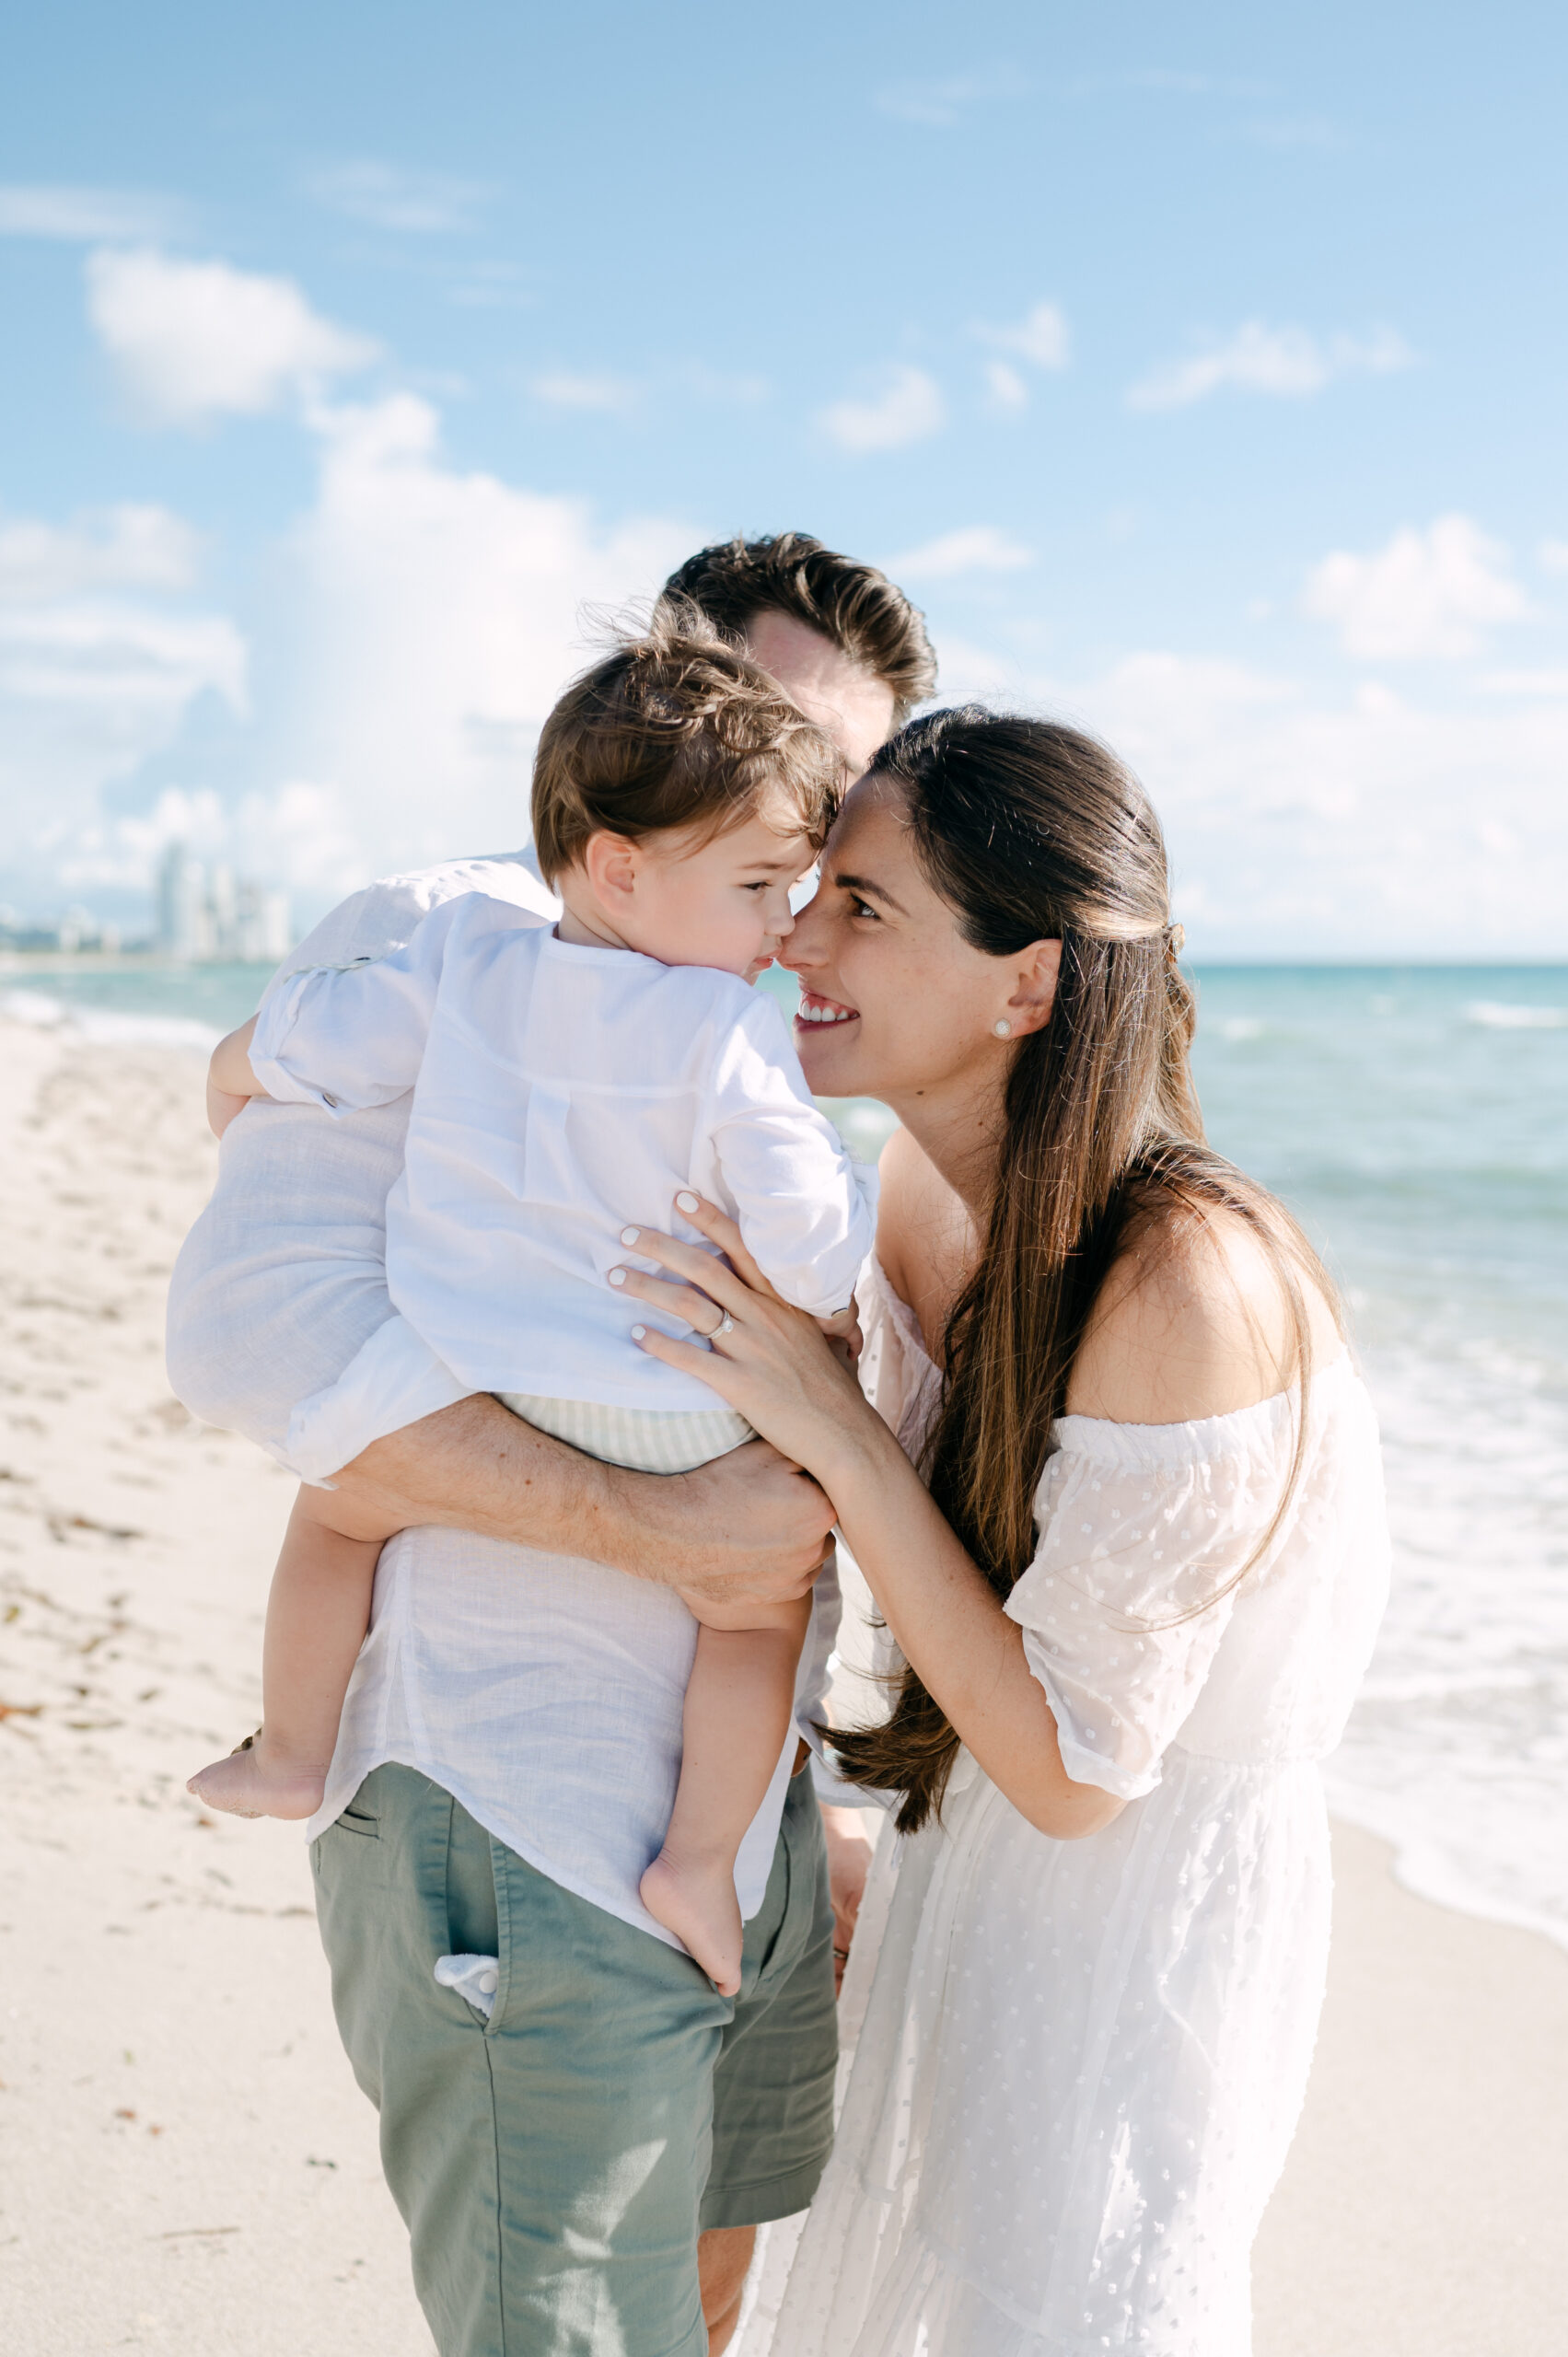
[851,898,879,921]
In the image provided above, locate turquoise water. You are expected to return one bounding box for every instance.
[6,958,1566,1944]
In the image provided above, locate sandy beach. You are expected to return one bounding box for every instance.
[1,1010,1563,2357]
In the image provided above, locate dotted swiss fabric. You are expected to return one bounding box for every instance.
[764,1258,1389,2357]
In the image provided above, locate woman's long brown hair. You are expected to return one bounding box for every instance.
[829,709,1339,1834]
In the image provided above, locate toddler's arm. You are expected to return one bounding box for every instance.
[201,885,471,1141]
[707,993,877,1318]
[208,1015,264,1137]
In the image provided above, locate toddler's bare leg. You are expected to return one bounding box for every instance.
[187,1484,394,1820]
[639,1594,812,1995]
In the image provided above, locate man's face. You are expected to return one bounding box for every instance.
[742,610,897,780]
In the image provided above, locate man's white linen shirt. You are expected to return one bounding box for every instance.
[164,853,874,1955]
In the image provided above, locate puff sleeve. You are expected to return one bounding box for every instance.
[1005,1399,1297,1799]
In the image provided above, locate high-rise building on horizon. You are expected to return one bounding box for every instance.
[156,844,291,962]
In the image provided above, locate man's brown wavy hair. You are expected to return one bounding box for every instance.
[658,531,937,721]
[531,615,843,884]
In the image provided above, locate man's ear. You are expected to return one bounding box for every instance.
[582,831,641,910]
[1005,938,1063,1037]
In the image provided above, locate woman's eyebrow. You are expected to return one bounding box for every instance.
[830,868,910,916]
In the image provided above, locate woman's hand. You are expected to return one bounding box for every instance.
[608,1193,883,1489]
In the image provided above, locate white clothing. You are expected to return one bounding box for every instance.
[167,853,558,1471]
[502,1392,753,1471]
[249,890,876,1469]
[300,1519,831,1949]
[163,852,854,1941]
[765,1258,1390,2357]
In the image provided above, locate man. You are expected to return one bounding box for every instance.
[167,533,935,2355]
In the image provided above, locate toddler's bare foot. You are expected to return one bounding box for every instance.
[187,1734,327,1821]
[640,1849,744,1996]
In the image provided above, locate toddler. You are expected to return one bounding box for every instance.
[188,624,875,1993]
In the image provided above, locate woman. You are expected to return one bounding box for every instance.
[613,708,1390,2356]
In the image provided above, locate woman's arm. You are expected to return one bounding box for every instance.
[614,1193,1327,1841]
[612,1201,1122,1840]
[807,1396,1125,1840]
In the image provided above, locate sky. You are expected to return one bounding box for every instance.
[3,0,1565,957]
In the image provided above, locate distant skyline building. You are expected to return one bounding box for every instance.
[156,844,291,962]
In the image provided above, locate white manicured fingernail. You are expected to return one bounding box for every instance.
[621,1226,639,1245]
[631,1325,646,1341]
[608,1268,627,1287]
[676,1191,700,1214]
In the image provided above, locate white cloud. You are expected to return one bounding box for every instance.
[0,504,200,601]
[1479,670,1568,697]
[250,393,693,894]
[974,300,1070,371]
[874,68,1028,127]
[0,601,244,712]
[0,387,691,915]
[1127,320,1412,412]
[306,160,490,234]
[983,360,1028,414]
[1539,540,1568,575]
[817,365,945,454]
[1303,515,1529,660]
[881,527,1033,582]
[0,540,248,907]
[0,183,180,241]
[944,640,1568,956]
[86,248,377,425]
[528,370,639,413]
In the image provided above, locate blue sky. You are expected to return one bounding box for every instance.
[4,0,1565,953]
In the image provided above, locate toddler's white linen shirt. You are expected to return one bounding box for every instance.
[248,889,876,1460]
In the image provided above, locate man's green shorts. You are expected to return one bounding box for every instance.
[311,1760,837,2357]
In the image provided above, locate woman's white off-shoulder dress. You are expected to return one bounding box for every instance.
[771,1260,1389,2357]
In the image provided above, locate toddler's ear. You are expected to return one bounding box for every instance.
[582,831,642,911]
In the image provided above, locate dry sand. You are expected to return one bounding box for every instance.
[1,1010,1563,2356]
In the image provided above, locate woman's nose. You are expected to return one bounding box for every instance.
[780,888,825,967]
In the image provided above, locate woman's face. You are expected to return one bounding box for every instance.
[783,773,1033,1108]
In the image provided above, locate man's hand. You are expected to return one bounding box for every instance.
[329,1396,836,1606]
[821,1804,877,1995]
[629,1438,837,1607]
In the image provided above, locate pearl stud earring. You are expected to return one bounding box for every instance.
[993,1018,1012,1038]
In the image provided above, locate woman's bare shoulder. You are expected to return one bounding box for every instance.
[1065,1203,1340,1426]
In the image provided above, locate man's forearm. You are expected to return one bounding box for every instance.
[331,1393,621,1550]
[327,1391,834,1604]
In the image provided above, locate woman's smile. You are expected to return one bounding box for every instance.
[795,990,858,1028]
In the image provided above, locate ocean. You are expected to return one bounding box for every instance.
[5,957,1565,1949]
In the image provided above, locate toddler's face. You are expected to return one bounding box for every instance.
[614,807,818,981]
